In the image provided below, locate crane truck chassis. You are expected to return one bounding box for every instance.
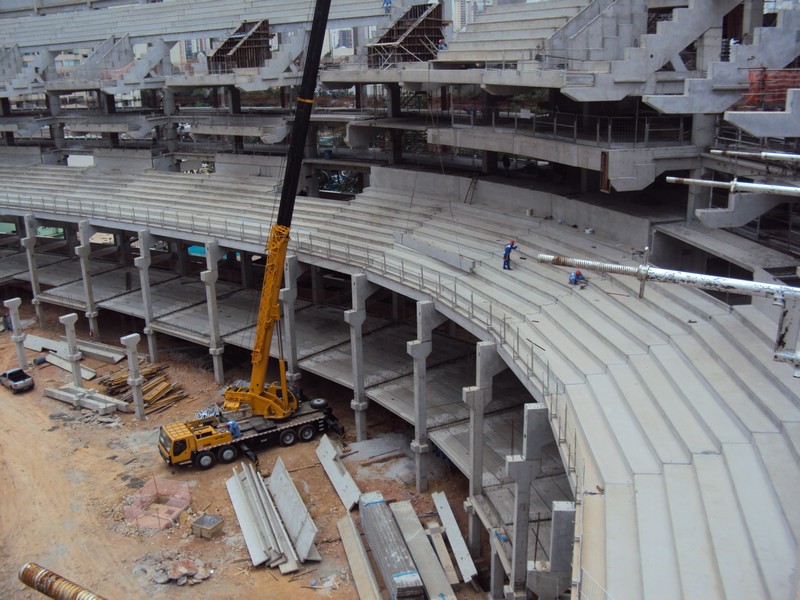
[158,398,342,469]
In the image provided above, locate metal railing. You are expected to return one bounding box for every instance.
[451,106,690,148]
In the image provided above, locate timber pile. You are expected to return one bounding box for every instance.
[97,363,189,414]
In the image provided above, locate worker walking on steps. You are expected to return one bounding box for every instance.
[503,240,518,270]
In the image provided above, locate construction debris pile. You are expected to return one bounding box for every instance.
[133,550,213,586]
[98,362,188,414]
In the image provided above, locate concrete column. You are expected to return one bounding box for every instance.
[117,231,133,266]
[686,113,717,221]
[173,240,188,275]
[345,273,378,441]
[76,221,99,337]
[162,88,178,155]
[483,150,499,175]
[388,130,402,165]
[696,27,722,72]
[504,403,549,599]
[549,501,577,572]
[121,333,146,421]
[310,265,325,304]
[46,92,65,153]
[462,341,506,553]
[202,241,225,384]
[386,83,401,118]
[59,313,83,388]
[4,298,28,368]
[0,98,14,144]
[65,224,79,257]
[407,300,447,493]
[490,531,507,600]
[742,1,764,43]
[22,215,45,325]
[135,229,157,362]
[278,254,302,384]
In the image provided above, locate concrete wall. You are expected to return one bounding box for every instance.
[213,153,285,177]
[370,167,652,249]
[0,146,43,166]
[93,148,155,172]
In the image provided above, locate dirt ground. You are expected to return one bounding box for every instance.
[0,300,487,600]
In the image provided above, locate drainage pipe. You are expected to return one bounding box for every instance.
[666,176,800,197]
[18,563,107,600]
[709,149,800,163]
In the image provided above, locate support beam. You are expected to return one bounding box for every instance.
[22,215,45,325]
[121,333,145,421]
[4,298,28,368]
[135,229,157,362]
[407,300,447,493]
[463,341,506,553]
[202,241,225,384]
[76,221,99,337]
[278,254,302,385]
[58,313,82,388]
[345,273,378,441]
[504,403,549,599]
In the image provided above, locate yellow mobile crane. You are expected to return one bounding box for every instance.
[158,0,341,469]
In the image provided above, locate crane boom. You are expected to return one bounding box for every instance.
[223,0,332,418]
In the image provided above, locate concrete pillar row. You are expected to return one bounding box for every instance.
[4,298,28,368]
[504,403,549,600]
[59,313,82,388]
[202,241,225,385]
[278,254,303,385]
[135,229,157,362]
[345,273,378,442]
[407,300,447,493]
[77,220,99,337]
[462,341,506,554]
[22,215,45,325]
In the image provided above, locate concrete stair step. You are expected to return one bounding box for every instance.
[632,473,682,598]
[752,431,800,541]
[662,463,723,597]
[650,343,749,445]
[603,482,642,596]
[542,302,628,367]
[586,372,661,474]
[609,361,691,464]
[693,452,769,599]
[732,303,779,348]
[670,330,781,434]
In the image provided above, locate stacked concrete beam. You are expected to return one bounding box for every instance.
[359,491,424,599]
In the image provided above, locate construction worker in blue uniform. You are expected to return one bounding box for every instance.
[503,240,517,270]
[569,270,587,286]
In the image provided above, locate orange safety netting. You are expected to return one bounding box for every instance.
[744,69,800,108]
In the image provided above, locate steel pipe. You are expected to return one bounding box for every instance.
[710,149,800,163]
[536,254,800,300]
[18,563,107,600]
[666,176,800,197]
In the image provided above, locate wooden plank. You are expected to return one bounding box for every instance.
[337,514,382,600]
[426,522,459,585]
[432,491,478,582]
[390,501,456,600]
[315,434,361,510]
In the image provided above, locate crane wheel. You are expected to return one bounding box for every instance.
[298,424,316,442]
[280,428,298,447]
[194,451,216,470]
[217,446,239,463]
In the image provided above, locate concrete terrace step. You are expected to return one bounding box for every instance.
[633,473,682,598]
[731,303,779,348]
[693,452,769,599]
[703,314,800,417]
[662,463,723,597]
[608,362,691,465]
[586,372,661,474]
[650,342,750,445]
[669,330,783,434]
[627,354,718,456]
[752,431,800,541]
[563,383,632,484]
[528,309,606,376]
[541,302,628,367]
